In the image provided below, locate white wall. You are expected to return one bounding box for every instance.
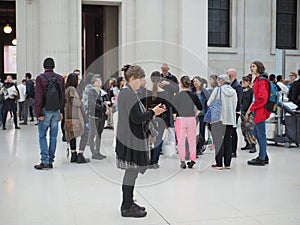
[121,0,208,80]
[208,0,300,79]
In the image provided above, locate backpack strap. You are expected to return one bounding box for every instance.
[259,76,271,100]
[42,73,57,82]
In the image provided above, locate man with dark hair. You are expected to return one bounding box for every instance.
[20,73,35,125]
[288,69,300,107]
[276,75,289,100]
[269,74,281,92]
[227,68,243,158]
[34,57,65,170]
[0,75,20,130]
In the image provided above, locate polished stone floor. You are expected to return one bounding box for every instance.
[1,119,300,225]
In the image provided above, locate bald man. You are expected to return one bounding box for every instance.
[160,63,179,127]
[227,68,243,158]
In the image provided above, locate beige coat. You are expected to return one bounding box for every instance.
[65,86,85,142]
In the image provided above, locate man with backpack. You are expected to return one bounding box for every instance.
[20,73,35,125]
[34,58,65,170]
[288,69,300,108]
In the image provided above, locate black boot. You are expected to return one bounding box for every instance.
[62,130,66,142]
[241,143,251,150]
[249,144,257,153]
[247,157,265,166]
[264,155,269,164]
[77,153,89,163]
[70,152,77,163]
[121,204,147,218]
[180,161,186,169]
[187,161,196,169]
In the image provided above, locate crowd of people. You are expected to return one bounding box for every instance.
[1,58,300,217]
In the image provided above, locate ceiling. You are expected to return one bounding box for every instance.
[0,1,16,27]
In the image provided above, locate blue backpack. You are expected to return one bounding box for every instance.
[260,77,279,113]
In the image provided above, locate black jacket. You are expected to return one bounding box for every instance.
[26,79,35,99]
[241,88,253,113]
[140,89,171,127]
[160,72,179,100]
[231,79,243,112]
[2,82,19,101]
[87,88,109,118]
[116,85,154,170]
[288,79,300,106]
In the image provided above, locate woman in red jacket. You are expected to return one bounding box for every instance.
[245,61,271,166]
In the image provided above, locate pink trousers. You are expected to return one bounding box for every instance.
[174,117,197,161]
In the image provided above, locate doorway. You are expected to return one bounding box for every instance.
[0,1,16,81]
[82,4,119,80]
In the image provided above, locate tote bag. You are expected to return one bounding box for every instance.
[162,128,176,157]
[203,87,222,123]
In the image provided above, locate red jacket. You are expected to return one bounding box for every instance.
[250,75,271,123]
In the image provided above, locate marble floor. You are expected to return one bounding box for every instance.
[1,119,300,225]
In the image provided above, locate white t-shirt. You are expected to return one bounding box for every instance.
[17,84,26,102]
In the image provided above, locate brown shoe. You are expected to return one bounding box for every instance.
[34,163,52,170]
[19,122,27,125]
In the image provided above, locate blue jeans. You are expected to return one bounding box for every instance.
[253,121,267,160]
[38,110,60,164]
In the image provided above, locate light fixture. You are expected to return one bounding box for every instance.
[12,38,17,46]
[3,24,12,34]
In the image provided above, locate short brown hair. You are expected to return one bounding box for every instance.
[121,64,145,81]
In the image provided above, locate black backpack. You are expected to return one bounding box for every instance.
[43,73,63,111]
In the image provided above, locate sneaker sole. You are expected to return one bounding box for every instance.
[247,162,265,166]
[34,167,52,170]
[121,212,147,218]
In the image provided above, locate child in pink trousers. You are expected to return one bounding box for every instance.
[173,76,202,169]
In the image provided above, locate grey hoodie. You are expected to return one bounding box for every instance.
[208,85,237,126]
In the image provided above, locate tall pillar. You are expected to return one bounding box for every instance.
[38,0,70,75]
[134,0,163,75]
[16,0,27,82]
[16,0,81,81]
[180,0,208,77]
[162,0,180,77]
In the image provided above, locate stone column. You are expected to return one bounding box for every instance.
[16,0,27,83]
[38,0,70,75]
[134,0,163,75]
[16,0,81,80]
[180,0,208,77]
